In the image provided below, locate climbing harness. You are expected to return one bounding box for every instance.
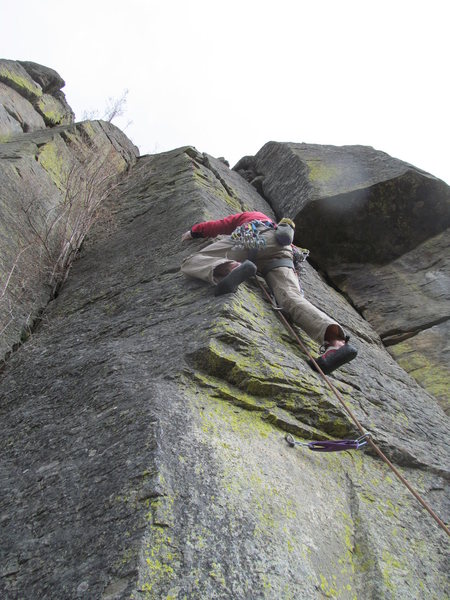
[258,248,309,290]
[230,220,274,251]
[231,221,309,294]
[285,433,371,452]
[254,276,450,537]
[260,258,295,277]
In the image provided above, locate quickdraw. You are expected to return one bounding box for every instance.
[254,277,450,536]
[285,433,371,452]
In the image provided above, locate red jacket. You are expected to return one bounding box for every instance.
[191,211,273,238]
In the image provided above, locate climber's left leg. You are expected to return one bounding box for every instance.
[181,236,247,284]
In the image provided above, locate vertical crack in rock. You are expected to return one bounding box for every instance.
[201,153,246,212]
[344,473,384,599]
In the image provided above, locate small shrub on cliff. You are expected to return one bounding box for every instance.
[23,147,121,297]
[0,145,124,349]
[81,89,132,129]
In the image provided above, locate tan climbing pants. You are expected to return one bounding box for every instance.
[181,229,342,344]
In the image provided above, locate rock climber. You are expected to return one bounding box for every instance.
[181,211,357,375]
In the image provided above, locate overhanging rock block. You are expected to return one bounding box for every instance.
[235,141,450,267]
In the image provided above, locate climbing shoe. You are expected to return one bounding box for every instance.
[214,260,257,296]
[309,339,358,375]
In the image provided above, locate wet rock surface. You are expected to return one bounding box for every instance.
[1,144,448,599]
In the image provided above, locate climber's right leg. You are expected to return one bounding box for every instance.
[181,236,247,285]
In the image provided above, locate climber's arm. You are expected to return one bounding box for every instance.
[181,211,272,242]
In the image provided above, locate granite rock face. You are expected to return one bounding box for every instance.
[0,81,46,135]
[18,61,66,94]
[234,142,450,412]
[388,320,450,415]
[0,135,448,600]
[0,62,139,363]
[0,59,74,135]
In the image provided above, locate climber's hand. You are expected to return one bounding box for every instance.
[181,230,193,242]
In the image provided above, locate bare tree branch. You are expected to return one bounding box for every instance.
[1,142,129,350]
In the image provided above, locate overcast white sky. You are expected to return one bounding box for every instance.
[1,0,449,182]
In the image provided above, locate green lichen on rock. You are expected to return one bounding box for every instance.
[381,549,407,592]
[306,160,340,185]
[1,131,448,599]
[135,527,179,599]
[36,94,70,126]
[191,162,244,213]
[185,346,447,597]
[36,139,68,190]
[134,469,180,599]
[0,60,43,100]
[193,370,275,412]
[190,330,356,439]
[388,334,449,414]
[179,386,367,597]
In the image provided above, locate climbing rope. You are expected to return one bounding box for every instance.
[254,277,450,537]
